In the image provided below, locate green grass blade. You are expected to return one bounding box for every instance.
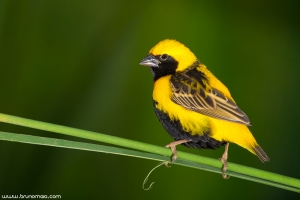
[0,113,299,193]
[0,131,299,192]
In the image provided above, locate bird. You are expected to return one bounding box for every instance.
[139,39,270,178]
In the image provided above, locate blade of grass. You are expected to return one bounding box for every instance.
[0,131,299,192]
[0,113,299,193]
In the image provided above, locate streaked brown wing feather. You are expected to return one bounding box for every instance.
[170,71,251,125]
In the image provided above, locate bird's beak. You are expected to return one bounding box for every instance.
[139,54,160,67]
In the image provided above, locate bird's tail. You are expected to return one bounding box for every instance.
[253,145,270,163]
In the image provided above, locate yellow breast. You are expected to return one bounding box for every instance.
[153,75,210,135]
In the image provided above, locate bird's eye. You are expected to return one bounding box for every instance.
[160,54,168,61]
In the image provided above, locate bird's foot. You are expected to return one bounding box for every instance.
[165,139,191,163]
[219,143,230,179]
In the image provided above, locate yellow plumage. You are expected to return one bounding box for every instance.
[153,74,258,154]
[140,39,269,177]
[153,75,210,135]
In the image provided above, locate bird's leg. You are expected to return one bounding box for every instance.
[219,143,230,179]
[165,139,191,163]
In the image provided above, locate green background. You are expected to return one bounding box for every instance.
[0,0,299,199]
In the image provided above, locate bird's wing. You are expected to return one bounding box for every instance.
[170,70,251,125]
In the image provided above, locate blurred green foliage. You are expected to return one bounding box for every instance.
[0,0,299,199]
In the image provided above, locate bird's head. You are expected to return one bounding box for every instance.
[140,39,198,80]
